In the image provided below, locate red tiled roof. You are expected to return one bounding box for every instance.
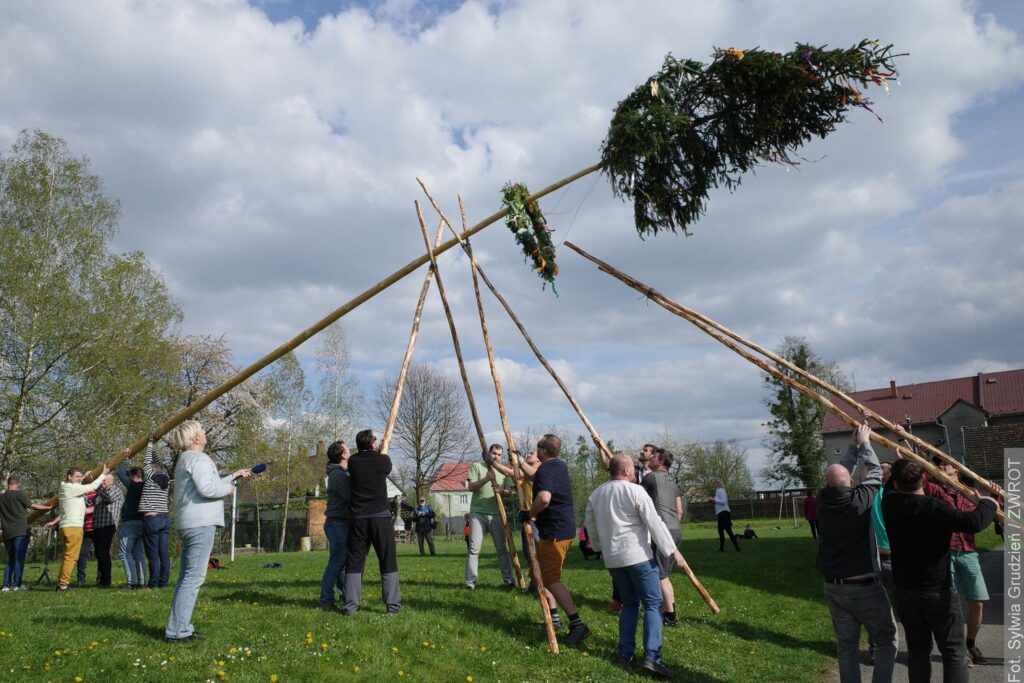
[821,369,1024,433]
[429,461,472,492]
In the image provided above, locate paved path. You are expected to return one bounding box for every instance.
[826,546,1005,682]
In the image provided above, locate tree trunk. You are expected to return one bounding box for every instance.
[278,489,290,553]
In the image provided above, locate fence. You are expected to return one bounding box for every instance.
[687,496,805,522]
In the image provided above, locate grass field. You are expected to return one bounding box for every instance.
[2,517,1000,682]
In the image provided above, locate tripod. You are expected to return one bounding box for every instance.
[35,526,55,585]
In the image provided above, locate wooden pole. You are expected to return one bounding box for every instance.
[678,558,720,615]
[566,240,1004,499]
[566,242,1007,522]
[24,164,601,525]
[379,220,446,454]
[416,179,615,468]
[413,201,525,589]
[461,202,559,654]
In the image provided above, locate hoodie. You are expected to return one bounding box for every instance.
[815,443,882,581]
[325,462,351,521]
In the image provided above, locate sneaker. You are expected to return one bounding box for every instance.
[614,655,633,670]
[607,600,622,613]
[502,581,516,590]
[165,634,200,644]
[534,620,563,631]
[1,587,10,592]
[56,586,70,592]
[17,585,29,591]
[641,657,673,678]
[316,602,339,612]
[464,584,475,590]
[662,613,678,627]
[967,644,986,666]
[563,624,591,648]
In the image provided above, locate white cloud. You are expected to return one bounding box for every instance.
[1,0,1022,486]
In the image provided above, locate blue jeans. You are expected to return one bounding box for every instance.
[166,525,216,639]
[610,558,664,662]
[3,535,30,588]
[319,519,349,605]
[118,519,147,587]
[76,532,93,583]
[144,514,171,587]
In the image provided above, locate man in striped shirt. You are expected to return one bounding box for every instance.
[141,439,172,588]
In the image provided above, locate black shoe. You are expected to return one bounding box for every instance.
[502,581,516,590]
[316,602,339,612]
[614,655,633,670]
[968,644,986,666]
[641,658,673,678]
[662,614,678,627]
[464,584,475,590]
[563,624,591,648]
[165,633,202,644]
[56,585,70,593]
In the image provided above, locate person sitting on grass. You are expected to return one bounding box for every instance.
[585,453,682,678]
[1,475,54,591]
[49,465,109,592]
[739,524,758,540]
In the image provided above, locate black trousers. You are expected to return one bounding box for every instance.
[345,517,398,575]
[808,519,820,540]
[93,525,118,586]
[717,511,739,550]
[894,587,968,683]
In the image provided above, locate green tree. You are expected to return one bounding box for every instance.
[0,130,181,490]
[676,439,753,500]
[762,336,850,489]
[566,434,611,525]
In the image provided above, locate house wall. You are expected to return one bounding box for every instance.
[824,424,946,465]
[938,402,987,461]
[432,490,471,536]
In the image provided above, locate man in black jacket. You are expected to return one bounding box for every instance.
[816,423,897,683]
[883,459,997,683]
[342,430,401,615]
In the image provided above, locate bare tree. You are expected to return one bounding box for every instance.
[676,439,754,500]
[309,321,361,444]
[175,334,262,463]
[373,364,474,500]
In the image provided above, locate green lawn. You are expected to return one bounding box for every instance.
[1,520,838,682]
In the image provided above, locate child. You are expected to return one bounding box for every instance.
[739,524,758,540]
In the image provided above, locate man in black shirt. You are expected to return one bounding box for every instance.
[816,423,897,683]
[342,430,401,615]
[522,434,590,647]
[882,459,997,683]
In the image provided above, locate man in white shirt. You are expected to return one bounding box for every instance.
[585,453,683,678]
[713,480,740,552]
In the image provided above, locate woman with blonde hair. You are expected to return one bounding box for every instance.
[165,420,252,643]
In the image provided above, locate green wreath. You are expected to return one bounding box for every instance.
[501,182,558,293]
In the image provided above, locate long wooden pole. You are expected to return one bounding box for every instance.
[566,242,1006,521]
[379,220,446,454]
[413,201,525,589]
[569,242,1004,499]
[416,179,615,468]
[24,164,601,525]
[461,205,559,654]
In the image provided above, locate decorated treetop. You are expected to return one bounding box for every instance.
[600,40,902,237]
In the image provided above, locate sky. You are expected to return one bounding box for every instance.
[1,0,1022,482]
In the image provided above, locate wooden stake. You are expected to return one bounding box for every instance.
[566,242,1008,522]
[413,201,525,589]
[461,200,559,654]
[379,219,446,454]
[415,179,615,468]
[678,557,720,615]
[24,164,601,526]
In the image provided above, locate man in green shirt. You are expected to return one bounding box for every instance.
[464,444,515,590]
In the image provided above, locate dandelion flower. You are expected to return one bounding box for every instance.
[353,666,361,673]
[320,643,328,651]
[270,676,279,682]
[75,677,83,682]
[467,677,474,682]
[391,646,398,653]
[398,671,404,677]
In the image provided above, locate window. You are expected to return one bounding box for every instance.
[459,494,468,505]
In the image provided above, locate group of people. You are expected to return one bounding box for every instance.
[816,422,998,683]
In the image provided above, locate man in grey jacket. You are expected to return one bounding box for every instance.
[816,423,897,683]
